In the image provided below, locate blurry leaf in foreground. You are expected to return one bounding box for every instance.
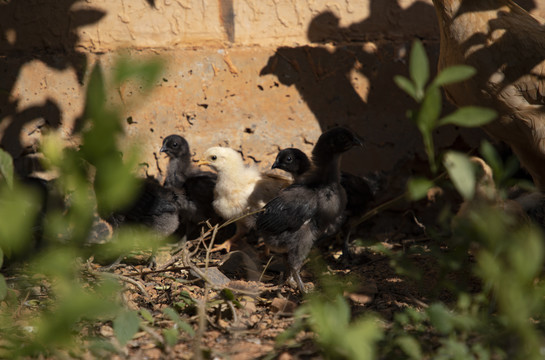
[394,75,418,101]
[416,86,441,135]
[438,107,496,128]
[427,303,454,335]
[407,177,434,201]
[433,65,476,87]
[114,310,140,346]
[444,151,476,200]
[0,183,41,258]
[409,39,429,100]
[163,307,195,337]
[396,335,423,360]
[307,294,381,359]
[0,148,14,189]
[0,274,7,301]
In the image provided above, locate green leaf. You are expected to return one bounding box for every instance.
[438,106,497,128]
[0,148,14,189]
[162,328,179,347]
[416,86,442,134]
[0,185,40,257]
[396,335,422,360]
[113,310,140,345]
[433,65,476,87]
[409,40,429,99]
[0,274,7,301]
[139,309,154,324]
[163,307,195,337]
[443,151,476,200]
[394,75,418,101]
[407,177,434,201]
[84,63,107,123]
[427,303,454,335]
[221,288,235,301]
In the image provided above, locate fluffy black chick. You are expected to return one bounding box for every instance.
[256,127,363,293]
[107,176,184,236]
[272,147,375,257]
[271,148,311,179]
[160,134,223,239]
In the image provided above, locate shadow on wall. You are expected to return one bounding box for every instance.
[0,1,111,177]
[260,0,537,176]
[0,0,108,176]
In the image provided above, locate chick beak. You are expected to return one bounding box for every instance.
[160,145,167,153]
[353,136,364,148]
[271,160,279,170]
[196,160,210,166]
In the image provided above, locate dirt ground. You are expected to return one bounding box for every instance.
[85,187,461,360]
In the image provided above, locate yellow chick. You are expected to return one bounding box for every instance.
[198,146,291,252]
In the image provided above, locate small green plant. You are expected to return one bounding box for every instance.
[394,40,497,169]
[274,270,383,360]
[395,39,496,200]
[385,39,545,360]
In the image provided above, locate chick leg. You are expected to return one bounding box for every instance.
[342,227,354,260]
[286,228,315,294]
[210,222,245,253]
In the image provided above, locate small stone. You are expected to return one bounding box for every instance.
[270,297,297,314]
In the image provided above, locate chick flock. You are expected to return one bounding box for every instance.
[108,127,376,293]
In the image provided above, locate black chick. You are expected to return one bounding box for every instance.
[272,147,375,257]
[160,134,223,239]
[271,148,311,179]
[256,127,363,293]
[107,176,184,237]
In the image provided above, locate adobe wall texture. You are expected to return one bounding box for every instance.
[2,0,544,185]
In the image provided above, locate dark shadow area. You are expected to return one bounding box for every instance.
[0,0,106,176]
[260,0,538,183]
[260,1,454,182]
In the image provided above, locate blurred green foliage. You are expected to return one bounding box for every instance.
[0,57,166,357]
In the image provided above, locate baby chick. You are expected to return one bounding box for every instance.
[107,176,184,237]
[198,146,291,252]
[272,147,375,258]
[160,135,221,238]
[256,127,363,293]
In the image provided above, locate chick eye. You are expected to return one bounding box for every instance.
[172,142,178,147]
[211,155,217,161]
[286,156,292,163]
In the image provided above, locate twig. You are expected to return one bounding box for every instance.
[139,322,164,344]
[86,260,151,300]
[259,255,275,283]
[193,284,208,360]
[123,265,193,277]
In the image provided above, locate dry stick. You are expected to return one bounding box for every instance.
[163,209,265,270]
[123,265,193,277]
[194,283,208,360]
[86,260,151,300]
[139,322,164,345]
[191,222,222,360]
[259,255,275,283]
